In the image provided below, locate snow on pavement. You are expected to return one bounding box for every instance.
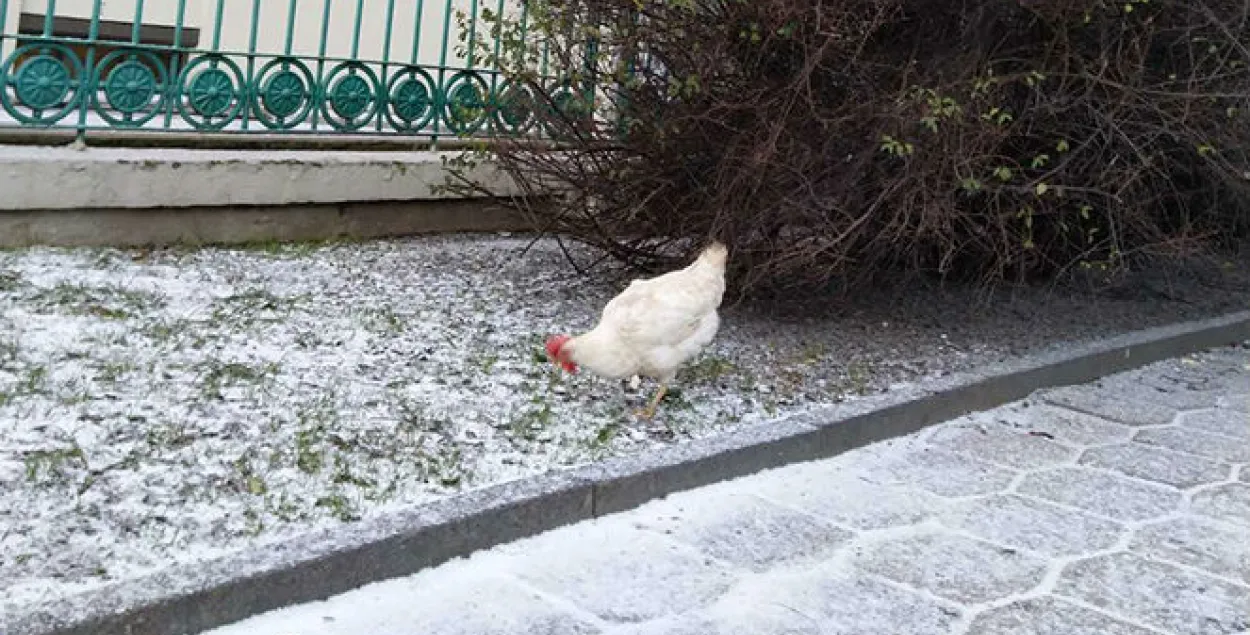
[3,234,1249,616]
[202,348,1250,635]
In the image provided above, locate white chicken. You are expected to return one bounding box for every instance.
[545,241,729,419]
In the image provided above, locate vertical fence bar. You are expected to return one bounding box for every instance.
[73,0,102,139]
[465,0,479,69]
[311,0,333,130]
[0,0,11,68]
[279,0,298,132]
[130,0,146,44]
[432,0,457,147]
[539,37,549,79]
[516,1,529,66]
[614,8,638,140]
[378,0,397,131]
[517,1,531,137]
[488,0,505,128]
[162,0,188,129]
[241,0,262,130]
[582,21,598,112]
[343,0,365,131]
[411,0,426,65]
[210,0,226,52]
[350,0,365,58]
[41,0,56,37]
[122,0,146,130]
[284,0,299,56]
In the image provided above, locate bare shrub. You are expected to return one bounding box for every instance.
[445,0,1250,297]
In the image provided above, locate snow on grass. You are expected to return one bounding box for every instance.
[1,234,1247,612]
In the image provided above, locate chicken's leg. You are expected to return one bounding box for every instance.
[636,383,669,420]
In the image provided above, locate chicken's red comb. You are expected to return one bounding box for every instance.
[545,335,571,359]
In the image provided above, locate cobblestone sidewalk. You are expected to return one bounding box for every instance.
[204,347,1250,635]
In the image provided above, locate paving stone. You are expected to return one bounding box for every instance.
[1041,385,1179,426]
[1221,393,1250,413]
[993,403,1133,446]
[685,570,959,635]
[1191,483,1250,528]
[1178,408,1250,440]
[928,422,1076,470]
[855,532,1048,605]
[1134,426,1250,463]
[1193,346,1250,368]
[942,494,1123,556]
[1079,443,1230,489]
[633,489,853,573]
[862,447,1017,498]
[195,567,603,635]
[1131,517,1250,585]
[749,471,937,531]
[1096,372,1223,411]
[966,596,1158,635]
[1016,466,1182,521]
[603,611,820,635]
[1132,360,1243,397]
[504,522,738,624]
[1056,552,1250,635]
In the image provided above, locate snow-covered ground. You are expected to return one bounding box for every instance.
[1,234,1247,614]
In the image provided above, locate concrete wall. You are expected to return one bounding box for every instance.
[0,145,536,247]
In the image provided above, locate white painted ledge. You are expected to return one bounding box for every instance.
[0,145,518,211]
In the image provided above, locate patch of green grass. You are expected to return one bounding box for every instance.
[210,288,303,327]
[265,492,307,523]
[393,396,438,433]
[362,475,401,503]
[90,249,129,270]
[29,282,165,320]
[294,329,323,348]
[510,394,553,442]
[470,350,499,373]
[315,492,360,522]
[591,422,619,449]
[140,318,204,346]
[231,453,269,496]
[19,364,48,395]
[234,238,339,258]
[798,343,827,364]
[0,269,23,292]
[845,360,872,395]
[683,355,736,383]
[427,446,466,487]
[359,305,406,334]
[660,386,694,411]
[331,454,376,489]
[93,360,134,384]
[293,400,337,474]
[0,337,17,369]
[197,360,279,400]
[55,381,94,406]
[24,444,87,484]
[145,421,197,450]
[242,507,266,536]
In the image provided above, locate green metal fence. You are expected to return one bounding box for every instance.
[0,0,561,142]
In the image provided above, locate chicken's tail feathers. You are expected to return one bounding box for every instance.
[697,240,729,268]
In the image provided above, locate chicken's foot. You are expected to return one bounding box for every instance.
[635,383,668,420]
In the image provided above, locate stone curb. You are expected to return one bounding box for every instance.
[8,310,1250,635]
